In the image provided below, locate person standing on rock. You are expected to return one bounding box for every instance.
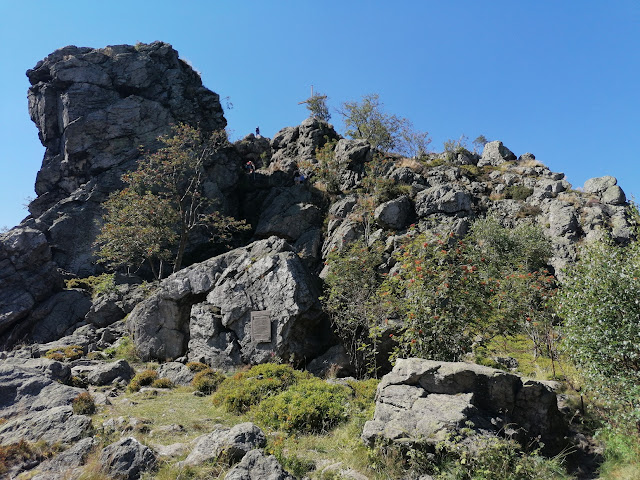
[255,126,260,137]
[244,160,256,180]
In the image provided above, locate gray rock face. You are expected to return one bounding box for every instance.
[86,359,134,385]
[583,175,617,194]
[224,449,295,480]
[602,185,626,205]
[270,117,338,173]
[156,361,195,386]
[30,436,97,480]
[255,187,323,242]
[362,358,567,455]
[477,141,517,167]
[100,437,157,480]
[181,423,267,467]
[0,405,93,446]
[128,237,330,365]
[0,363,85,418]
[374,196,412,230]
[333,139,373,190]
[415,185,472,216]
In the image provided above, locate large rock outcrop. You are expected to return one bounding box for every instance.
[127,237,331,365]
[362,358,568,455]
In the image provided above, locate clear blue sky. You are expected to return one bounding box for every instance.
[1,1,639,230]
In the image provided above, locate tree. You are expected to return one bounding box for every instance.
[95,123,248,279]
[557,235,640,430]
[305,92,331,122]
[339,94,430,156]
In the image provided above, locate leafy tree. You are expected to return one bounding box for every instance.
[472,134,489,153]
[339,93,430,156]
[95,123,248,279]
[305,92,331,122]
[558,235,640,430]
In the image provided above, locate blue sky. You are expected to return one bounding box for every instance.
[1,1,639,229]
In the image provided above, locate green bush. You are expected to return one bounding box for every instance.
[212,364,309,413]
[191,368,225,395]
[103,336,139,362]
[186,361,210,372]
[254,378,351,433]
[65,273,116,299]
[151,378,174,389]
[558,235,640,430]
[128,369,158,392]
[45,345,84,361]
[72,392,96,415]
[504,185,534,201]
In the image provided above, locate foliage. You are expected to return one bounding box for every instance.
[72,392,96,415]
[45,345,84,361]
[127,369,158,392]
[151,378,174,389]
[597,428,640,479]
[339,93,430,156]
[254,377,351,433]
[443,135,471,161]
[431,433,569,480]
[504,185,534,201]
[211,364,309,413]
[95,123,248,279]
[322,240,387,377]
[65,273,116,299]
[186,361,210,372]
[103,335,139,362]
[558,235,640,431]
[302,137,341,193]
[305,92,331,121]
[191,368,225,395]
[0,440,60,476]
[472,134,489,153]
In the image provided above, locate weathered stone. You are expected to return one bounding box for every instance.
[255,187,323,241]
[374,196,412,230]
[180,422,267,467]
[224,449,295,480]
[547,202,580,238]
[307,345,354,378]
[156,361,195,386]
[601,185,626,205]
[583,175,617,194]
[477,141,516,167]
[86,359,134,385]
[362,359,568,455]
[0,405,93,446]
[415,185,472,217]
[100,437,157,480]
[129,237,330,365]
[30,436,97,480]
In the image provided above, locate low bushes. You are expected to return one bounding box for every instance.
[191,368,224,395]
[212,364,309,413]
[72,392,96,415]
[45,345,84,361]
[127,369,158,392]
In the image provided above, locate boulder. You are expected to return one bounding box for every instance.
[180,422,266,467]
[224,449,295,480]
[601,185,626,205]
[100,437,157,480]
[362,358,568,455]
[547,202,580,239]
[414,185,472,217]
[156,361,194,386]
[583,175,617,194]
[86,359,134,386]
[128,237,330,365]
[374,196,412,230]
[0,405,93,446]
[30,436,97,480]
[477,141,516,167]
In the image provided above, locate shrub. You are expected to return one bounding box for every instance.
[45,345,84,361]
[558,235,640,430]
[186,361,210,372]
[72,392,96,415]
[103,335,139,362]
[191,368,224,395]
[0,440,60,476]
[127,369,158,392]
[212,364,309,413]
[504,185,534,201]
[151,378,174,389]
[65,273,116,299]
[254,378,351,433]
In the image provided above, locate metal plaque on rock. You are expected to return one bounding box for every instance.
[251,310,272,343]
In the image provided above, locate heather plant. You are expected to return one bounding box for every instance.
[191,368,224,395]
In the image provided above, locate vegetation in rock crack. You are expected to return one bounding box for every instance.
[65,273,116,299]
[94,123,249,279]
[45,344,84,361]
[72,392,96,415]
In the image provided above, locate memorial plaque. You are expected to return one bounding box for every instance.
[251,310,272,343]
